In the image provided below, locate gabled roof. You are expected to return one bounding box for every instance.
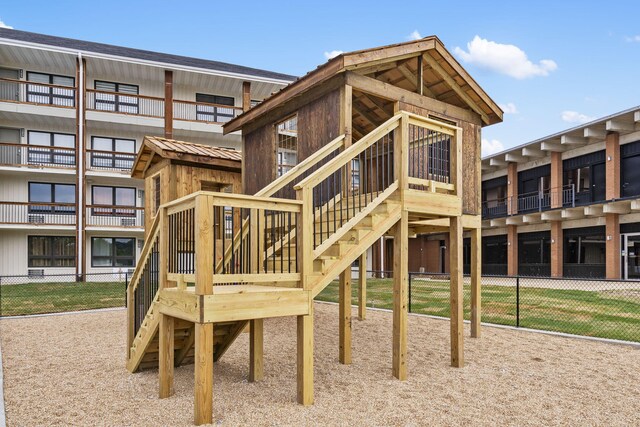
[131,136,241,179]
[224,36,503,133]
[0,28,296,83]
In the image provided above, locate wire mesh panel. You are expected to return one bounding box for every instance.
[407,123,451,189]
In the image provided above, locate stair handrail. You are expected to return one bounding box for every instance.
[127,212,161,294]
[294,114,402,192]
[214,134,346,274]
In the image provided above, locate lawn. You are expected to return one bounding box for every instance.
[316,277,640,342]
[0,280,126,316]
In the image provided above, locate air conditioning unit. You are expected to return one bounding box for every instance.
[120,218,136,227]
[28,214,45,224]
[28,269,44,278]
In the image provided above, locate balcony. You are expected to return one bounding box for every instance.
[86,205,144,229]
[173,99,242,124]
[0,201,76,226]
[482,185,575,219]
[86,89,164,118]
[86,149,135,173]
[0,78,76,109]
[0,142,76,170]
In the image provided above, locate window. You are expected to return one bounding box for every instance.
[90,136,136,170]
[26,72,75,107]
[195,93,235,123]
[94,80,139,114]
[518,231,551,276]
[29,182,75,214]
[564,227,605,278]
[154,175,161,215]
[91,237,136,267]
[27,131,75,166]
[92,186,136,216]
[351,158,360,193]
[28,236,76,267]
[276,116,298,177]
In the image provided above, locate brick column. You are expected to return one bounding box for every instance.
[507,225,518,276]
[550,221,563,277]
[550,151,563,208]
[606,132,620,200]
[507,163,518,215]
[606,213,621,279]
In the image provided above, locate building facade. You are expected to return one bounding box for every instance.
[384,106,640,279]
[0,28,295,278]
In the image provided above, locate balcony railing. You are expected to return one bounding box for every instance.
[482,184,575,219]
[0,142,76,169]
[0,201,76,225]
[86,149,135,173]
[0,78,76,108]
[86,89,164,118]
[173,99,242,124]
[86,205,144,228]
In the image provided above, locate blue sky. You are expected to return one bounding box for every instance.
[2,1,639,156]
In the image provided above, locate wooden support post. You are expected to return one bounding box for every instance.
[195,195,214,296]
[242,81,251,113]
[416,55,424,96]
[194,323,214,425]
[297,306,314,405]
[159,313,174,398]
[392,210,408,380]
[470,226,481,338]
[249,318,264,382]
[449,216,464,367]
[358,252,367,320]
[339,269,352,364]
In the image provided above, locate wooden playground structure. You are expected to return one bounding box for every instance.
[125,36,502,425]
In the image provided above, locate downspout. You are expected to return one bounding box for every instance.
[77,52,85,279]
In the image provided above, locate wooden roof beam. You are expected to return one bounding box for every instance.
[422,54,490,125]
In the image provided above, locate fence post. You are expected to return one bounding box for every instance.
[516,275,520,327]
[408,273,412,313]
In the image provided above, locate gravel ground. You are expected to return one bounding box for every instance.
[1,303,639,426]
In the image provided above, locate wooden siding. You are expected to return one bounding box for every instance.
[243,124,275,196]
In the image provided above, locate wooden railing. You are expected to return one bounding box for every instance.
[0,142,76,168]
[173,99,243,124]
[127,214,161,350]
[0,201,77,225]
[86,149,136,172]
[0,77,76,108]
[86,205,144,228]
[86,89,164,118]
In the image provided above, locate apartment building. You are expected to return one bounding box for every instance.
[479,106,640,280]
[0,28,295,278]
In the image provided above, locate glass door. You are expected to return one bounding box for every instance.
[623,234,640,280]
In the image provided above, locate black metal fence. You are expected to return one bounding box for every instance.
[0,272,128,317]
[316,271,640,343]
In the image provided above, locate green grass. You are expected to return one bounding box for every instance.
[316,278,640,342]
[0,281,125,316]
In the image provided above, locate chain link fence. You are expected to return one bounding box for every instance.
[316,271,640,343]
[0,272,128,317]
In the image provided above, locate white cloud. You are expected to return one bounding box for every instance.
[499,102,518,114]
[481,138,504,157]
[453,36,557,79]
[0,19,13,29]
[561,110,594,124]
[407,30,422,41]
[625,35,640,42]
[324,50,343,60]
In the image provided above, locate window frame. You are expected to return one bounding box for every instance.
[28,182,76,215]
[26,71,76,107]
[91,237,136,268]
[27,235,76,268]
[27,130,76,166]
[195,93,236,123]
[90,136,136,171]
[91,185,137,217]
[275,114,298,178]
[94,80,140,114]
